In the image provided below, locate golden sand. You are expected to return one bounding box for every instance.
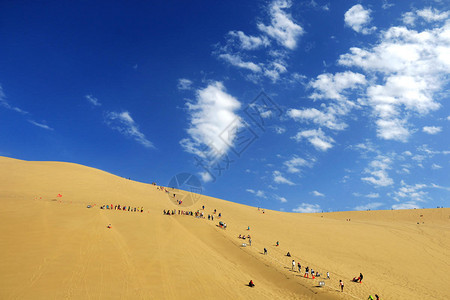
[0,156,449,299]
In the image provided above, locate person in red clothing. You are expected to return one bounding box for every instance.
[340,280,344,292]
[248,280,255,287]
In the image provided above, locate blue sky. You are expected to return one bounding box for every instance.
[1,0,449,212]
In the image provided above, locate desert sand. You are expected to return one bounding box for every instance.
[0,156,449,299]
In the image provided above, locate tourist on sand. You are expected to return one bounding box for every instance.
[359,273,363,283]
[249,238,252,246]
[368,295,374,300]
[276,241,279,246]
[327,272,330,279]
[247,226,250,230]
[292,260,295,271]
[264,248,267,255]
[297,262,301,272]
[286,252,291,257]
[304,266,309,278]
[107,224,111,228]
[248,280,255,287]
[340,280,344,292]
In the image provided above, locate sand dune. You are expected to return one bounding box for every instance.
[0,156,449,299]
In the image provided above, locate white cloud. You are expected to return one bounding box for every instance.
[106,111,154,148]
[273,170,295,185]
[288,72,366,137]
[284,156,313,173]
[228,31,270,50]
[362,155,394,187]
[85,94,101,106]
[246,189,267,198]
[431,163,442,169]
[274,195,288,203]
[416,8,449,23]
[339,21,449,142]
[353,192,380,198]
[393,181,429,202]
[257,0,304,50]
[311,190,324,197]
[292,203,321,213]
[375,118,410,142]
[292,128,334,151]
[366,193,380,198]
[422,126,442,134]
[447,116,450,121]
[0,85,28,114]
[200,171,214,183]
[180,82,242,159]
[354,202,383,211]
[288,107,347,131]
[177,79,193,90]
[28,120,53,131]
[392,202,420,210]
[309,71,367,101]
[402,12,416,26]
[344,4,376,34]
[218,53,262,73]
[273,125,286,134]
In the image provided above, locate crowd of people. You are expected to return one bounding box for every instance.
[101,204,144,212]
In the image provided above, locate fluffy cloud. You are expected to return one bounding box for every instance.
[417,8,449,23]
[344,4,376,34]
[391,202,420,210]
[392,181,428,202]
[273,170,295,185]
[284,155,314,173]
[339,20,449,141]
[106,111,154,148]
[354,202,383,211]
[361,155,394,187]
[228,31,270,50]
[85,94,101,106]
[309,71,367,101]
[180,82,242,159]
[246,189,267,198]
[274,195,288,203]
[311,190,324,197]
[218,53,262,73]
[292,128,334,151]
[431,163,442,170]
[422,126,442,135]
[257,0,304,50]
[292,203,321,213]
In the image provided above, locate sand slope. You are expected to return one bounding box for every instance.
[0,156,449,299]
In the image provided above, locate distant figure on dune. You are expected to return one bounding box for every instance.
[107,224,111,229]
[359,273,363,283]
[292,260,295,271]
[297,262,301,272]
[264,248,267,255]
[304,266,309,278]
[340,280,344,292]
[247,226,250,230]
[248,280,255,287]
[286,252,291,257]
[249,238,252,246]
[327,272,330,279]
[276,241,279,246]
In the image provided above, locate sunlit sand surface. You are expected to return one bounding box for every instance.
[1,156,449,299]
